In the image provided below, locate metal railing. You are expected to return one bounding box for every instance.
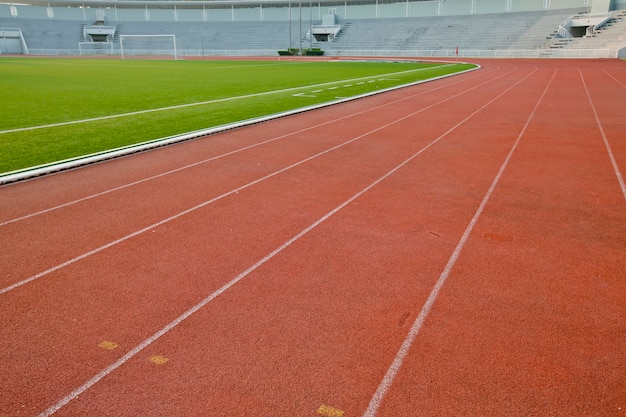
[21,47,614,59]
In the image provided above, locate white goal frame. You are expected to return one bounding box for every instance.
[119,34,177,60]
[79,41,114,55]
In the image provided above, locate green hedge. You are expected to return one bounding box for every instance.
[304,48,324,56]
[277,48,324,56]
[277,48,300,56]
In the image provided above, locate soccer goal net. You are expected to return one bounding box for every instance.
[119,34,177,60]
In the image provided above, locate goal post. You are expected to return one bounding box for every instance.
[79,42,114,56]
[119,34,177,60]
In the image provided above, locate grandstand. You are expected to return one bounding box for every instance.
[1,0,625,58]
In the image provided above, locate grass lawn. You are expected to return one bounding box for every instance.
[0,58,476,174]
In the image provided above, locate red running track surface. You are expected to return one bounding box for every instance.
[1,59,624,417]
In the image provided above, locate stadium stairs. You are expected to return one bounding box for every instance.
[544,9,626,57]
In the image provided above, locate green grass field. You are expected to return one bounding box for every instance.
[0,58,476,175]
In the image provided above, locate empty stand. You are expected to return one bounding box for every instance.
[1,0,624,58]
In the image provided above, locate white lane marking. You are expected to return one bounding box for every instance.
[1,66,494,228]
[362,68,555,417]
[37,65,517,417]
[2,67,504,297]
[579,69,626,201]
[603,69,626,89]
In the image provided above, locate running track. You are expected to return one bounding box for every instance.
[1,59,624,417]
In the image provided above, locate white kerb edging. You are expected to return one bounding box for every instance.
[0,62,479,185]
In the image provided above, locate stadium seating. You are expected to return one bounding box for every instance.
[1,0,625,58]
[322,9,577,53]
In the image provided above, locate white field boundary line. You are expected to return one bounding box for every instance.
[361,68,557,417]
[0,65,508,299]
[580,69,626,201]
[36,65,525,417]
[0,64,456,136]
[0,64,477,185]
[0,66,493,227]
[295,77,396,97]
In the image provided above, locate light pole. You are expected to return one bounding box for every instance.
[298,0,302,55]
[288,1,292,51]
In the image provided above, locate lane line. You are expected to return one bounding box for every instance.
[361,68,557,417]
[579,69,626,201]
[1,66,510,296]
[37,65,528,417]
[603,69,626,89]
[1,67,498,228]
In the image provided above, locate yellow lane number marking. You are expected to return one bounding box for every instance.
[149,355,169,365]
[318,404,344,417]
[98,341,119,351]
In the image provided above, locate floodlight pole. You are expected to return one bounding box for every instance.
[288,2,292,51]
[299,0,302,55]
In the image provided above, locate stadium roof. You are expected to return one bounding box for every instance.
[5,0,415,6]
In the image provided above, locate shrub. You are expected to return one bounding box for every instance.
[304,48,324,56]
